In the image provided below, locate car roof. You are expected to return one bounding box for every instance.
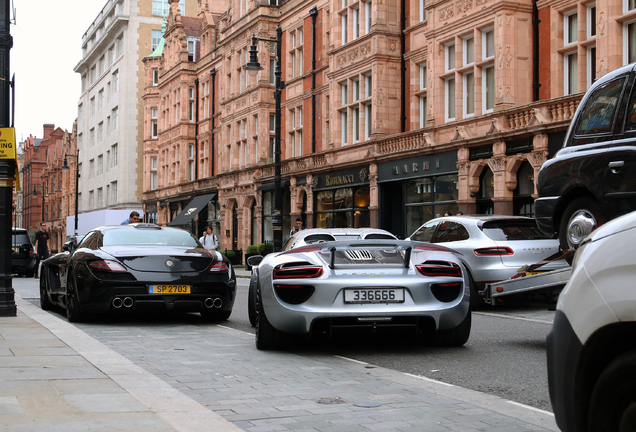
[291,228,396,240]
[11,228,28,233]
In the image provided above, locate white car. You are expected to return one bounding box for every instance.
[547,210,636,432]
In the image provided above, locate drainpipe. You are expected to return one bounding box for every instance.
[310,6,318,153]
[210,69,216,177]
[400,0,406,132]
[194,78,199,180]
[533,0,541,101]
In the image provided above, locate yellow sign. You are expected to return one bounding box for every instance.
[0,128,16,160]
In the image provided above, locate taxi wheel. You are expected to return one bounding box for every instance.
[559,198,601,253]
[589,351,636,432]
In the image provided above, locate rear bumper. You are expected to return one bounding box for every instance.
[535,196,560,236]
[11,257,36,272]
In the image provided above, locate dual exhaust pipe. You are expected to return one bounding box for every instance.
[111,296,223,309]
[112,297,133,309]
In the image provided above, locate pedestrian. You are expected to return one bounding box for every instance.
[457,211,464,215]
[199,226,219,251]
[33,222,50,278]
[121,211,140,225]
[290,217,305,236]
[443,211,451,217]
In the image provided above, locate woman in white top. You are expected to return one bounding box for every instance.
[199,226,219,251]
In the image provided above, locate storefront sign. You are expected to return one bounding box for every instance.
[314,166,369,190]
[377,150,458,183]
[0,128,16,160]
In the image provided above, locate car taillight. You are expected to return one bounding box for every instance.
[89,260,127,272]
[473,247,514,256]
[416,261,462,277]
[209,261,229,273]
[273,264,324,279]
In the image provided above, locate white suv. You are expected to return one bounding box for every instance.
[547,210,636,432]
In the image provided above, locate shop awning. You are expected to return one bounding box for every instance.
[168,193,217,226]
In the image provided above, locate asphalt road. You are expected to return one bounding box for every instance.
[12,275,556,412]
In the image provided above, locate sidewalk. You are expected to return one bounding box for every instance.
[2,293,560,432]
[0,298,242,432]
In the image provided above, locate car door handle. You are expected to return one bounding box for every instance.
[609,160,624,174]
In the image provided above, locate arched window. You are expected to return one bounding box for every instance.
[514,162,535,217]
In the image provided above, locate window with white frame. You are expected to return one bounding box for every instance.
[587,3,596,88]
[90,128,95,147]
[188,143,195,181]
[98,122,104,142]
[109,44,115,65]
[113,70,119,91]
[98,155,103,175]
[353,7,360,40]
[111,181,117,204]
[152,30,162,51]
[483,27,495,59]
[90,97,95,115]
[353,106,360,143]
[289,107,303,157]
[97,188,103,208]
[420,0,427,22]
[113,107,119,130]
[153,69,159,86]
[253,115,259,164]
[269,114,275,163]
[98,89,104,110]
[341,81,348,145]
[565,52,578,95]
[188,87,195,122]
[117,34,124,57]
[564,10,578,45]
[152,0,185,16]
[151,157,158,190]
[89,159,95,178]
[342,10,348,45]
[483,65,495,112]
[464,72,474,117]
[187,39,197,62]
[111,144,118,167]
[463,35,474,66]
[89,190,94,209]
[626,20,636,64]
[365,0,372,33]
[445,77,456,122]
[99,55,105,75]
[106,150,110,171]
[445,42,456,71]
[588,3,596,38]
[151,108,158,138]
[588,46,597,87]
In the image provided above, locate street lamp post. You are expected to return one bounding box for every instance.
[61,150,80,237]
[244,27,285,252]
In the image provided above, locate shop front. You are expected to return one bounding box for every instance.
[312,166,371,229]
[378,151,459,239]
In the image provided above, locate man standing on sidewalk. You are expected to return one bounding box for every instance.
[33,222,50,278]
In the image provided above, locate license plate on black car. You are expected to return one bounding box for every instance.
[149,285,191,294]
[344,288,405,304]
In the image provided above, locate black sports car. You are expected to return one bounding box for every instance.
[39,223,236,322]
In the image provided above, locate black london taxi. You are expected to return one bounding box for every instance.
[535,63,636,252]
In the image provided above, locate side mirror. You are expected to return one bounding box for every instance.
[62,243,70,252]
[247,255,263,267]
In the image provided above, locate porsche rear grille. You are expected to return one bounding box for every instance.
[343,250,374,260]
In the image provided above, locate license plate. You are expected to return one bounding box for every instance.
[344,288,405,304]
[149,284,191,294]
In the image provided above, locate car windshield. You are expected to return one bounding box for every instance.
[481,220,551,241]
[102,228,200,247]
[12,233,31,246]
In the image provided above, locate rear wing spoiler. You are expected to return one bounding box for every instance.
[281,240,459,270]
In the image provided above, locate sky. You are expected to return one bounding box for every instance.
[11,0,106,145]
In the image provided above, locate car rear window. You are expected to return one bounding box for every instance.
[574,77,625,136]
[12,233,31,246]
[481,220,551,241]
[364,233,397,240]
[103,229,199,247]
[304,234,337,244]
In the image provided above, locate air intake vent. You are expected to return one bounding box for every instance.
[344,250,374,260]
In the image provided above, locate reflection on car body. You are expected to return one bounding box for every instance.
[39,223,236,322]
[248,228,471,350]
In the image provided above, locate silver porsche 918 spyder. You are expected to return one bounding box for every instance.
[247,228,471,350]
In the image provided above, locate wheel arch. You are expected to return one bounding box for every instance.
[553,187,601,236]
[576,322,636,430]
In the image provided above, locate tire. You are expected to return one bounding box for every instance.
[466,269,482,311]
[255,288,286,350]
[248,279,257,327]
[559,197,602,253]
[65,275,84,323]
[39,274,53,311]
[589,351,636,432]
[432,310,471,347]
[200,308,231,322]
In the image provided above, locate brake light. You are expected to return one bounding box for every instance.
[416,261,462,277]
[89,260,127,272]
[273,264,324,279]
[473,247,514,256]
[209,261,229,273]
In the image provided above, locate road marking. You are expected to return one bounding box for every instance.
[475,311,553,324]
[403,372,455,387]
[507,400,555,416]
[333,354,369,365]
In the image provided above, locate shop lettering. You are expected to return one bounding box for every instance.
[326,174,355,186]
[392,160,431,175]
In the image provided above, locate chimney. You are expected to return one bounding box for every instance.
[43,124,55,139]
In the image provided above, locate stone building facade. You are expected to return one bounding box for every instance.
[141,0,635,259]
